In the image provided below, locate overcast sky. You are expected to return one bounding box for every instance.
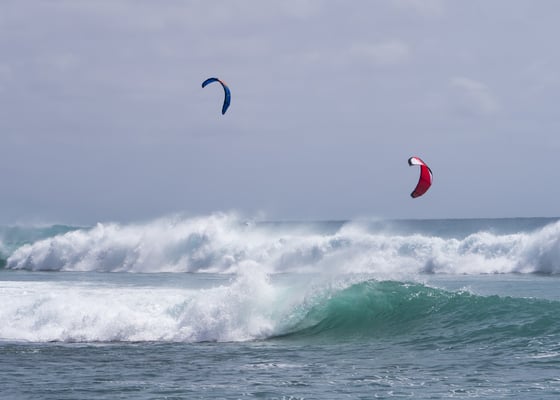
[1,0,560,224]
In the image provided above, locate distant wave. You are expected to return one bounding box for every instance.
[4,213,560,275]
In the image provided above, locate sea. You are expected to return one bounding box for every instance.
[1,213,560,399]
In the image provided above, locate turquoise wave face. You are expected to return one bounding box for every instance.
[0,225,80,268]
[0,225,79,253]
[280,281,560,344]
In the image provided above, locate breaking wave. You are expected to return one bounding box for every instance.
[1,273,558,344]
[281,280,560,343]
[4,213,560,275]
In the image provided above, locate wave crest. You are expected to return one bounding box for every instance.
[6,214,560,275]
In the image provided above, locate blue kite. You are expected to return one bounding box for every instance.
[202,77,231,115]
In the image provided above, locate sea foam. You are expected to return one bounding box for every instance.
[5,213,560,275]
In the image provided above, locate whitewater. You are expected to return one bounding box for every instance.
[2,214,560,398]
[4,213,560,275]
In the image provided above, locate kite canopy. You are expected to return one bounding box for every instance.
[408,156,433,198]
[202,77,231,115]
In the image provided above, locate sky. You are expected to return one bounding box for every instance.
[1,0,560,225]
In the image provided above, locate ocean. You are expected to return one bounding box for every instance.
[1,214,560,399]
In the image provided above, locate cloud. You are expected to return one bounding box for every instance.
[391,0,445,18]
[450,77,500,116]
[0,64,12,92]
[350,40,410,66]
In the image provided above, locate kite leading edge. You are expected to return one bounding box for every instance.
[202,77,231,115]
